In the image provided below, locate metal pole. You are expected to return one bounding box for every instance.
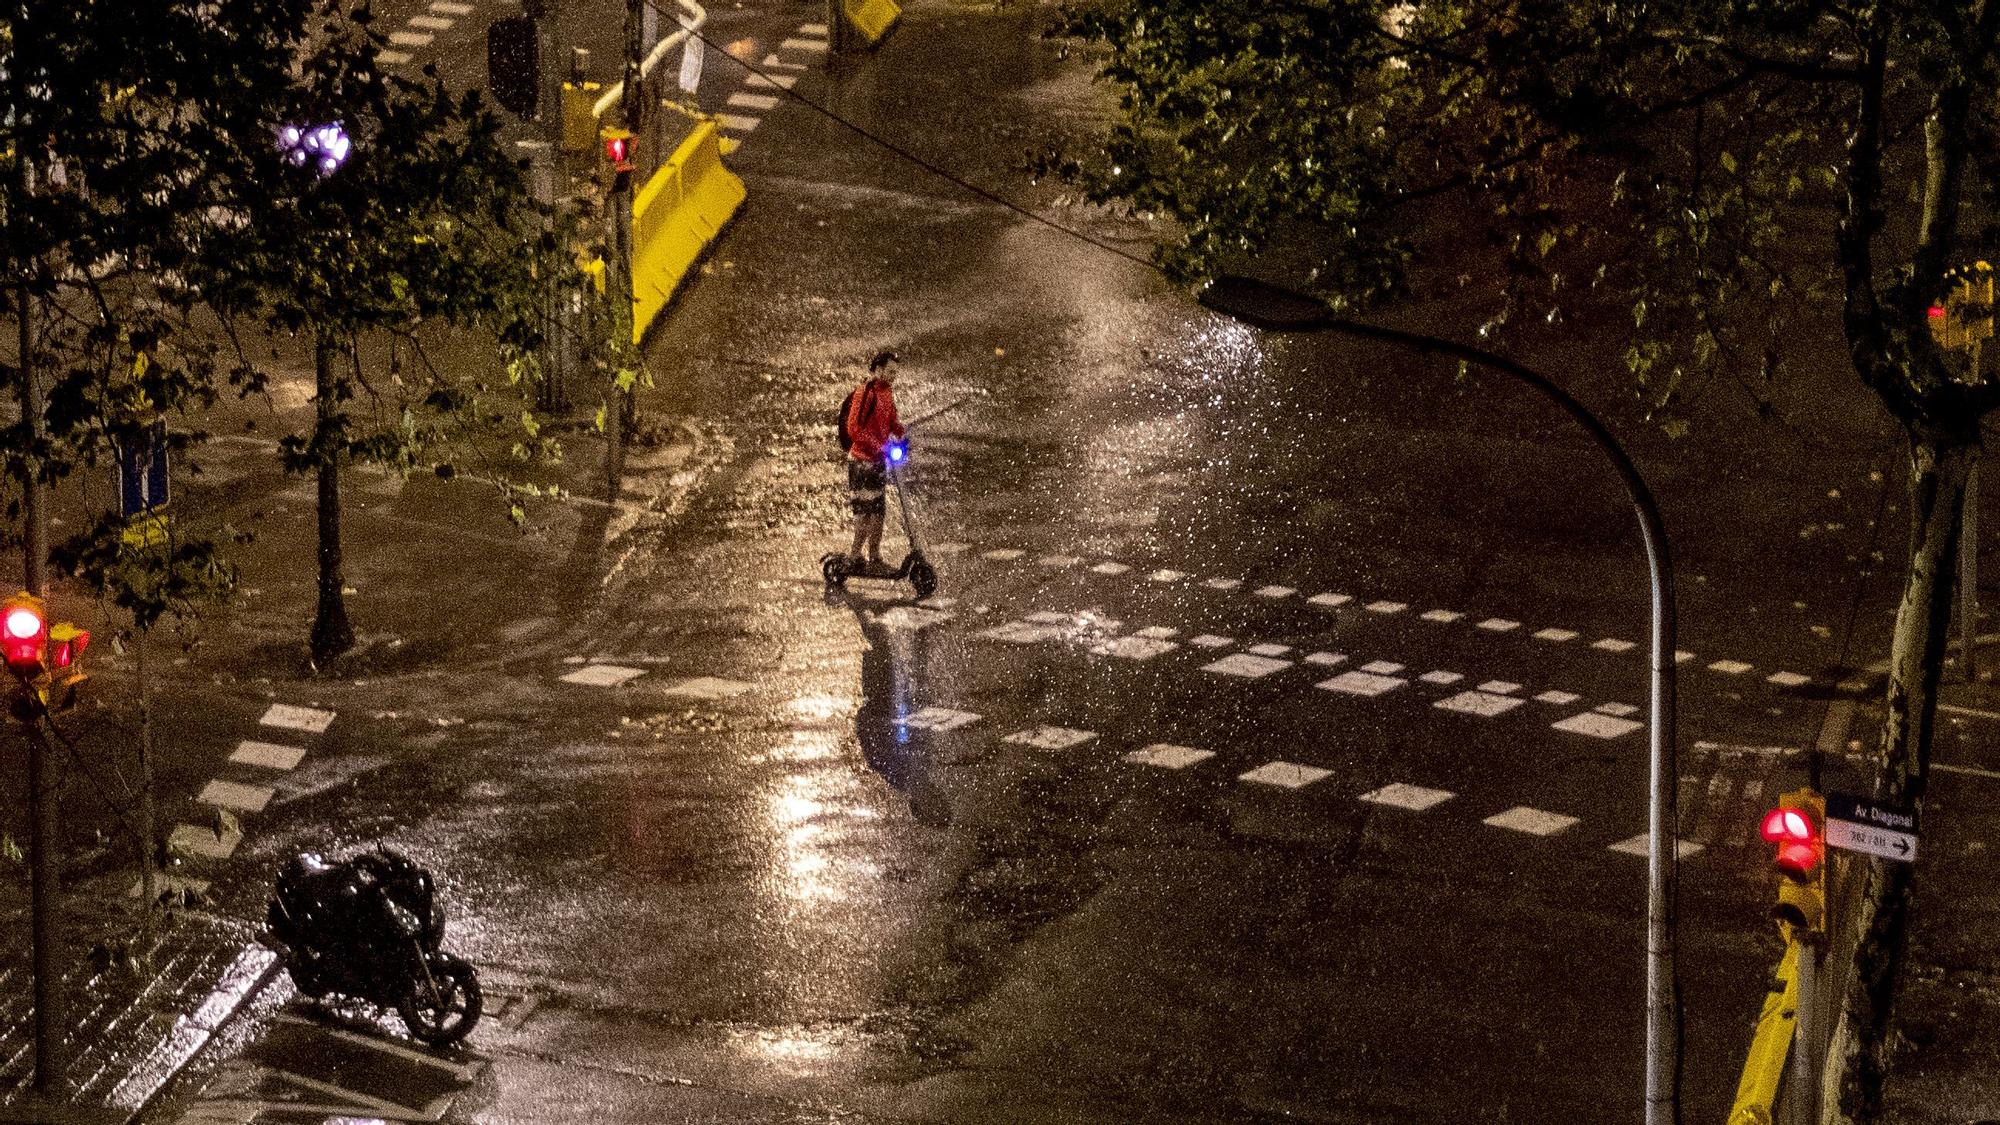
[1961,458,1979,680]
[1200,289,1681,1124]
[18,688,59,1095]
[1790,943,1819,1125]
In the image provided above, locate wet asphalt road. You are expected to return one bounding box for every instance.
[139,0,1936,1120]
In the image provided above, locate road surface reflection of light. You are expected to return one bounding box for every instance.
[788,691,849,721]
[771,729,840,763]
[767,776,843,903]
[735,1027,838,1063]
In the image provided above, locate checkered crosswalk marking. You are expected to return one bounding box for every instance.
[230,741,307,771]
[1420,609,1464,622]
[1148,569,1187,582]
[1202,653,1292,678]
[1708,659,1753,674]
[199,780,274,814]
[1594,702,1640,717]
[1092,561,1132,575]
[1303,651,1347,666]
[561,664,645,687]
[1435,690,1525,718]
[1477,680,1521,695]
[728,93,781,111]
[1534,627,1578,642]
[1366,600,1408,614]
[1477,618,1521,632]
[1253,585,1296,599]
[1419,670,1463,685]
[1307,592,1350,606]
[1205,578,1243,590]
[1484,807,1578,836]
[1534,690,1582,705]
[1003,726,1097,750]
[1608,834,1703,859]
[1360,660,1405,675]
[664,676,754,699]
[1592,638,1637,653]
[1318,671,1406,696]
[1126,744,1214,769]
[1240,761,1331,789]
[1360,783,1454,811]
[902,707,982,731]
[1092,636,1178,660]
[1553,712,1644,739]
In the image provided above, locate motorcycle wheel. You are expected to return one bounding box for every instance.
[910,559,938,599]
[397,954,482,1047]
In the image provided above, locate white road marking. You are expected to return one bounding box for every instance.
[1436,691,1525,718]
[981,547,1024,561]
[1708,659,1754,674]
[1189,634,1234,648]
[1594,702,1639,717]
[1476,618,1520,632]
[168,823,243,860]
[728,93,782,111]
[1202,653,1292,678]
[1477,680,1521,694]
[1206,578,1243,590]
[388,29,434,45]
[1148,569,1187,582]
[560,663,644,687]
[664,676,754,699]
[1036,554,1080,568]
[1134,625,1178,639]
[930,542,969,555]
[1534,690,1582,705]
[718,113,762,132]
[1484,806,1578,836]
[1419,670,1463,685]
[979,621,1060,643]
[198,780,274,814]
[762,54,810,70]
[429,0,474,12]
[1677,650,1697,663]
[1091,561,1131,575]
[1767,671,1811,687]
[748,73,801,90]
[1360,660,1405,674]
[260,703,336,734]
[378,49,414,64]
[901,707,981,731]
[1318,671,1407,696]
[1837,678,1873,695]
[1303,651,1347,666]
[408,14,453,29]
[1246,643,1292,656]
[230,741,307,771]
[1092,636,1179,660]
[799,21,829,33]
[1592,638,1637,653]
[1553,712,1644,739]
[1240,761,1331,789]
[1360,782,1453,810]
[1003,726,1096,750]
[1608,834,1703,859]
[1419,609,1463,622]
[1026,610,1073,623]
[1126,744,1214,769]
[1253,585,1296,599]
[1937,761,2000,780]
[1307,592,1350,606]
[875,606,952,631]
[1365,600,1408,614]
[781,37,829,52]
[1941,703,2000,721]
[1534,628,1578,642]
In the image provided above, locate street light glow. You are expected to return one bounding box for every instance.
[277,121,353,176]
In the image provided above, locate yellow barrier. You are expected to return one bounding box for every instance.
[841,0,900,47]
[627,117,746,343]
[1728,941,1800,1125]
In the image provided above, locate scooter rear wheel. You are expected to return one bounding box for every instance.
[910,559,938,599]
[821,553,849,587]
[397,953,482,1047]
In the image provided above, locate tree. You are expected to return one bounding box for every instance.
[1055,2,1997,1119]
[210,2,563,666]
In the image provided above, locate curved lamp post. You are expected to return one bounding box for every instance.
[1197,275,1682,1125]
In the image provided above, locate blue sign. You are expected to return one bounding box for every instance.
[118,420,170,517]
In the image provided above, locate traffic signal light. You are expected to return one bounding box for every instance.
[1930,262,1995,350]
[1760,787,1826,940]
[1,592,48,674]
[40,623,90,713]
[602,128,634,170]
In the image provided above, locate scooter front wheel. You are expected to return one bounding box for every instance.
[909,559,938,600]
[398,953,482,1047]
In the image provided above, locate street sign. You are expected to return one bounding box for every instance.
[117,419,169,517]
[1826,791,1919,863]
[677,33,703,96]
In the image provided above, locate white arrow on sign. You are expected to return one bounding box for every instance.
[1826,817,1918,863]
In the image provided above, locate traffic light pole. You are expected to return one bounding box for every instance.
[10,673,61,1095]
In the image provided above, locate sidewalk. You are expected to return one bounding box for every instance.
[0,325,702,1121]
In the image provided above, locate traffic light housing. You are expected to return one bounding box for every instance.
[602,127,634,170]
[1,592,48,674]
[1930,261,1995,350]
[38,623,89,713]
[1761,788,1826,941]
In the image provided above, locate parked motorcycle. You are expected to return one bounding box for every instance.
[265,847,482,1046]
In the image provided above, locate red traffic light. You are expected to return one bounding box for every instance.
[603,134,631,165]
[49,624,88,670]
[1761,800,1823,877]
[1,592,48,673]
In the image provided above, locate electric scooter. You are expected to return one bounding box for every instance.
[823,437,939,599]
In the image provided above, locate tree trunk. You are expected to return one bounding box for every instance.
[308,332,354,665]
[1825,432,1975,1123]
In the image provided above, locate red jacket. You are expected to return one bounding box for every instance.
[846,378,905,464]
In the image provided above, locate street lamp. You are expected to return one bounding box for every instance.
[1197,274,1682,1125]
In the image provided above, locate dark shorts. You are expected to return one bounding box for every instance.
[847,460,887,516]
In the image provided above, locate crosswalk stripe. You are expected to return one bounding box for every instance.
[728,93,781,111]
[388,29,434,45]
[408,15,453,29]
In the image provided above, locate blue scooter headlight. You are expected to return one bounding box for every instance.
[886,441,907,464]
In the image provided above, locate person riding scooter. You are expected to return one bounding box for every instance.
[842,350,907,576]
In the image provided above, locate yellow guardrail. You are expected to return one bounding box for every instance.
[629,116,746,342]
[841,0,900,47]
[1728,940,1800,1125]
